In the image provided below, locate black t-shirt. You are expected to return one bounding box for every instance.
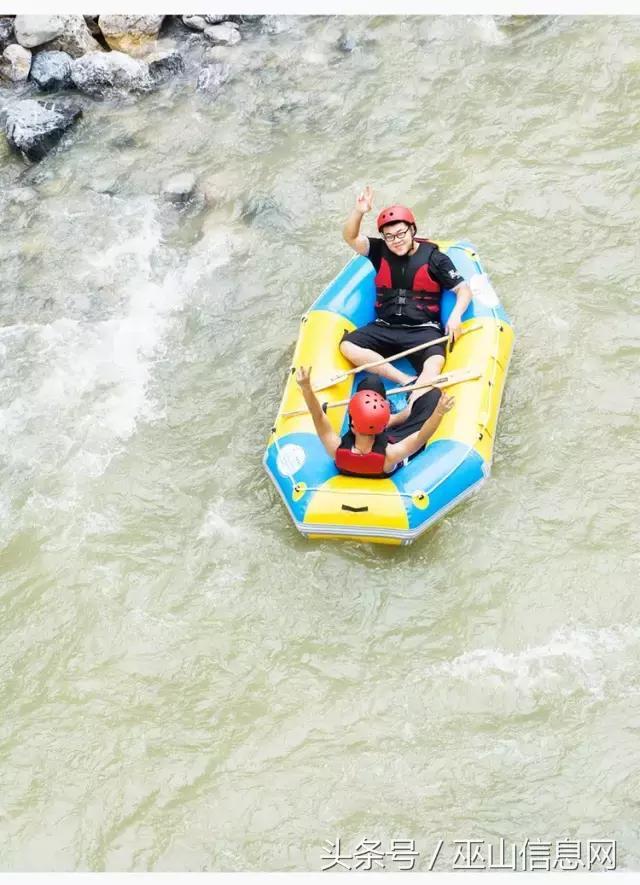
[366,237,465,290]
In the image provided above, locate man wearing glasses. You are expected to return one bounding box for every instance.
[340,185,472,405]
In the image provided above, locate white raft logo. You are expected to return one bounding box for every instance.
[469,273,499,307]
[276,443,306,477]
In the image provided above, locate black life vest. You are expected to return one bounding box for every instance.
[335,430,390,478]
[375,239,443,326]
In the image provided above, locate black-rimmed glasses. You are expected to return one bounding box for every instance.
[382,227,410,243]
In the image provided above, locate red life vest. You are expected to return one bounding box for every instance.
[335,430,390,478]
[375,239,443,326]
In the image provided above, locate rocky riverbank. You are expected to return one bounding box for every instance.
[0,14,266,162]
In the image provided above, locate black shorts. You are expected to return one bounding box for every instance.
[387,387,441,445]
[341,321,446,372]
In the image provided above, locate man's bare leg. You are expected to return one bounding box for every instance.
[340,340,415,386]
[408,353,445,407]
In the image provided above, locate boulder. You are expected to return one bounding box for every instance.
[0,16,15,51]
[146,49,183,85]
[182,15,208,31]
[196,62,230,94]
[204,15,230,24]
[97,15,164,55]
[46,16,101,57]
[162,172,197,202]
[30,50,73,91]
[0,44,31,82]
[203,23,240,46]
[4,99,82,162]
[14,15,100,57]
[14,15,65,48]
[71,51,152,97]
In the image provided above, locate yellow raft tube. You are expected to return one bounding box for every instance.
[264,241,514,545]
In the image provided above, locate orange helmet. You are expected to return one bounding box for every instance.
[376,205,416,231]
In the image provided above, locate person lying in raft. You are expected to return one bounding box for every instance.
[341,185,472,406]
[295,368,454,478]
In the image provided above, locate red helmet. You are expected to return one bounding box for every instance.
[376,205,416,231]
[349,390,390,434]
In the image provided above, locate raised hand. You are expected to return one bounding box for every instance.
[295,366,312,390]
[355,185,374,214]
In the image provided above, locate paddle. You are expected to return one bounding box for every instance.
[281,365,482,419]
[310,323,482,393]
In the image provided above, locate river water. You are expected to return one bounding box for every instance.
[1,14,639,872]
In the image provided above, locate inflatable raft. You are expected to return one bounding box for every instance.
[264,241,514,545]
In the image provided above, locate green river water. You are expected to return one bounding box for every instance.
[1,14,639,872]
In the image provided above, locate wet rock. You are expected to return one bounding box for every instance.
[203,23,240,46]
[146,49,183,85]
[0,44,32,82]
[0,17,15,51]
[97,15,164,55]
[196,62,230,95]
[162,171,197,202]
[70,51,152,97]
[30,50,73,91]
[14,15,100,57]
[338,33,357,52]
[204,15,230,25]
[182,15,208,31]
[4,99,82,162]
[45,16,102,58]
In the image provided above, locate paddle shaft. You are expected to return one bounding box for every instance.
[282,367,480,418]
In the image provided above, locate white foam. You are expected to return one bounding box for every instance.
[426,625,639,700]
[198,501,244,542]
[0,196,235,543]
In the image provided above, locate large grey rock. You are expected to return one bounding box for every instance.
[162,172,197,202]
[71,51,152,97]
[14,15,65,48]
[14,15,101,57]
[182,15,208,31]
[146,49,183,85]
[204,15,230,25]
[44,16,102,58]
[203,23,240,46]
[196,62,230,95]
[4,99,82,162]
[30,50,73,91]
[0,17,15,51]
[98,15,164,55]
[0,44,32,82]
